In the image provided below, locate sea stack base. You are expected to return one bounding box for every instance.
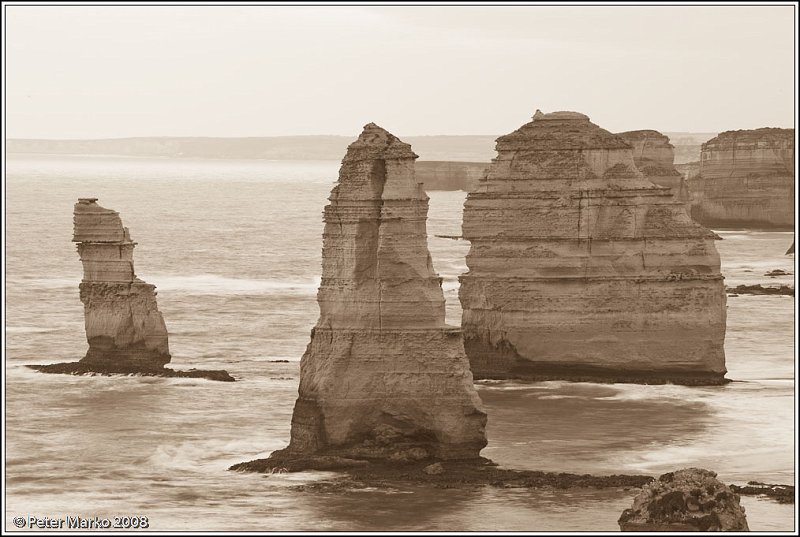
[230,454,654,491]
[27,362,235,382]
[464,342,731,386]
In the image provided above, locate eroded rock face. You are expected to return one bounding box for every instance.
[29,198,233,381]
[460,110,727,384]
[274,124,487,463]
[619,468,749,531]
[618,130,690,205]
[73,198,170,370]
[689,128,794,229]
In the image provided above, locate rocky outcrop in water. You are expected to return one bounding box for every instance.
[618,130,689,204]
[29,198,233,381]
[688,128,794,229]
[618,468,749,531]
[730,481,795,504]
[459,110,727,385]
[726,284,794,297]
[415,161,489,191]
[234,124,486,471]
[787,241,794,255]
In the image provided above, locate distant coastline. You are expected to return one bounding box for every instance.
[6,133,714,163]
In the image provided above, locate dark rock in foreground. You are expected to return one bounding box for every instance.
[619,468,749,532]
[730,482,795,504]
[231,455,653,491]
[726,284,794,296]
[27,362,234,382]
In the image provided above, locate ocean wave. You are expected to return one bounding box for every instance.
[141,274,320,296]
[11,277,75,290]
[441,279,461,292]
[7,274,322,296]
[5,326,62,334]
[146,438,285,473]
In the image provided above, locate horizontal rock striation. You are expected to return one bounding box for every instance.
[29,198,233,381]
[688,128,794,229]
[459,110,727,385]
[236,124,486,471]
[618,130,689,205]
[415,161,489,191]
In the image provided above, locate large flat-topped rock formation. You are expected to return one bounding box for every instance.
[688,128,794,229]
[236,124,487,471]
[618,130,689,205]
[459,110,728,385]
[29,198,233,381]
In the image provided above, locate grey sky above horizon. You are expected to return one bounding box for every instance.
[5,4,796,139]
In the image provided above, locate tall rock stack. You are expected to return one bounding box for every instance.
[689,128,794,229]
[268,124,487,465]
[460,110,727,385]
[618,130,690,205]
[73,198,171,370]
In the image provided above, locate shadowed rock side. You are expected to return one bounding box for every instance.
[28,198,233,382]
[618,130,690,206]
[688,128,794,230]
[459,110,727,385]
[619,468,749,531]
[234,124,486,472]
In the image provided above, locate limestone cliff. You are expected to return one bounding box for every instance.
[459,110,727,385]
[264,124,487,465]
[415,161,489,191]
[618,130,689,205]
[30,198,233,381]
[688,128,794,229]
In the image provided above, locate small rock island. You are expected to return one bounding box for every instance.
[28,198,233,381]
[619,468,749,531]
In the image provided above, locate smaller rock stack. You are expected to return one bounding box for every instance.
[618,130,690,205]
[29,198,233,381]
[689,128,794,229]
[72,198,171,370]
[619,468,749,531]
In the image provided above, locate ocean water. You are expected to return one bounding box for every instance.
[4,155,796,531]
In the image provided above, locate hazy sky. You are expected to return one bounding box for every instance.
[5,4,796,138]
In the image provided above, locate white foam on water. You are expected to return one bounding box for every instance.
[147,274,321,295]
[146,438,284,473]
[441,279,461,292]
